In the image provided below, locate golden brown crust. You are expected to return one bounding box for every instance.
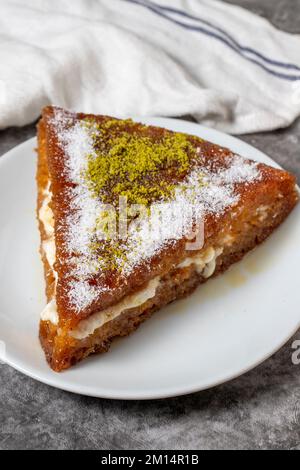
[39,106,299,326]
[40,185,297,372]
[37,106,299,372]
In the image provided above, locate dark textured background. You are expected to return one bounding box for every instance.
[0,0,300,450]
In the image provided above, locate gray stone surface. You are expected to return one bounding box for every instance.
[0,0,300,451]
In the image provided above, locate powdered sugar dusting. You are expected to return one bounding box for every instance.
[121,169,239,274]
[64,122,95,183]
[217,154,261,184]
[68,279,104,312]
[51,109,262,312]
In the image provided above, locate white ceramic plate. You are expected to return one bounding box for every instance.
[0,117,299,400]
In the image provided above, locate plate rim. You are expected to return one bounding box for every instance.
[0,117,299,400]
[3,319,300,400]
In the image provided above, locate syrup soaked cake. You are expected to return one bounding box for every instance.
[37,106,298,371]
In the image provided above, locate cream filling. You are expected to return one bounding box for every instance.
[177,247,223,278]
[41,299,58,325]
[39,186,56,272]
[70,277,160,339]
[40,246,223,339]
[39,190,223,339]
[256,204,270,222]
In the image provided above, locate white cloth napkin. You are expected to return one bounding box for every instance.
[0,0,300,134]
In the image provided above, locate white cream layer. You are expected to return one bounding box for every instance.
[40,246,223,339]
[41,299,58,325]
[39,191,223,340]
[177,246,223,278]
[71,277,160,339]
[39,187,56,271]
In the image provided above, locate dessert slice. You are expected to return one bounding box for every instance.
[37,106,298,372]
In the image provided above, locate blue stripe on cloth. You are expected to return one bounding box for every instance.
[141,0,300,72]
[123,0,300,81]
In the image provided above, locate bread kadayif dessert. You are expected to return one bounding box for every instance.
[37,106,298,371]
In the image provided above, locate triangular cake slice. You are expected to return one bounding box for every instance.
[37,106,298,371]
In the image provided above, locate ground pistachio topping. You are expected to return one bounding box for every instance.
[51,108,262,312]
[84,117,198,206]
[82,117,203,273]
